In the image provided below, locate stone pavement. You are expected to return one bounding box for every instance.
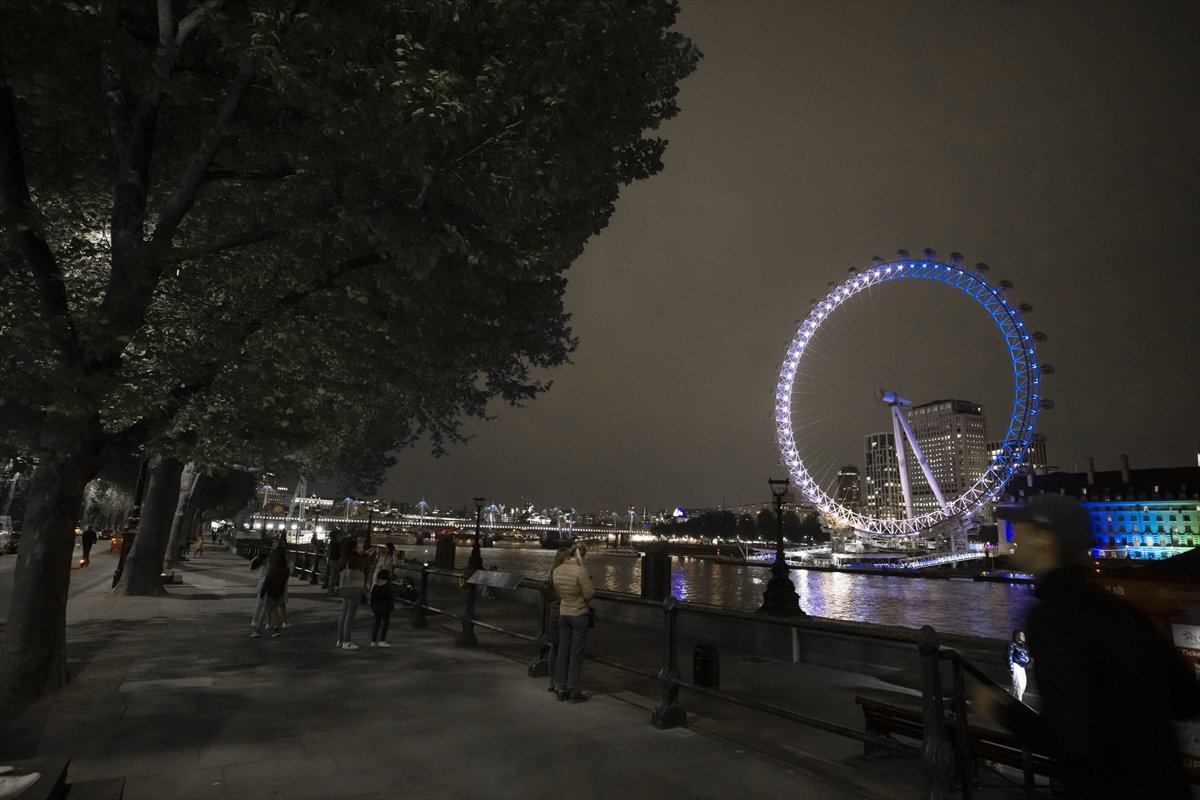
[0,548,1037,799]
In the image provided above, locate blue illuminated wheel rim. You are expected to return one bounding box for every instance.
[775,257,1040,536]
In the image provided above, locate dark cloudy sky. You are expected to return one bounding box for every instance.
[380,0,1200,514]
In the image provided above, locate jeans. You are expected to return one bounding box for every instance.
[546,611,561,689]
[372,612,391,642]
[338,594,361,642]
[554,613,589,691]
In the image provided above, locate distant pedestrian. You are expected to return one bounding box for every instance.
[374,542,399,588]
[327,534,344,596]
[551,544,595,703]
[1006,629,1031,702]
[80,526,97,567]
[545,547,572,692]
[973,494,1200,800]
[369,569,395,648]
[259,543,290,637]
[193,533,205,557]
[334,538,369,650]
[248,541,275,637]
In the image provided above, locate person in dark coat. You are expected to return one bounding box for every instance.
[974,494,1200,800]
[369,569,395,648]
[80,526,97,567]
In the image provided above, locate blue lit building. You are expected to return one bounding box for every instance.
[999,457,1200,560]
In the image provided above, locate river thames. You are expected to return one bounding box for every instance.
[406,542,1039,641]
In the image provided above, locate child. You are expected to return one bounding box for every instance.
[369,569,395,648]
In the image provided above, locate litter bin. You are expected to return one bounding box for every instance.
[694,643,720,689]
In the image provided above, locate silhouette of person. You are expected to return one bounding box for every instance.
[974,494,1200,800]
[80,526,97,567]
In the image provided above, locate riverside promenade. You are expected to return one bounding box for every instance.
[0,548,1034,799]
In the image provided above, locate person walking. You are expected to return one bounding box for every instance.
[369,569,395,648]
[1006,629,1032,702]
[249,538,284,637]
[193,532,205,557]
[544,547,571,692]
[248,546,270,636]
[327,534,344,597]
[334,538,369,650]
[973,494,1200,800]
[551,544,594,703]
[260,543,290,637]
[80,526,97,567]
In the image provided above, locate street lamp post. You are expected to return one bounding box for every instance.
[759,477,803,616]
[467,497,485,574]
[458,496,486,647]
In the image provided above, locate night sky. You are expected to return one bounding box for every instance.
[379,1,1200,514]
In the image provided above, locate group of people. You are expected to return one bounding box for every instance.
[329,539,401,650]
[249,536,404,650]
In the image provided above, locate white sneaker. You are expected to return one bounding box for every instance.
[376,641,391,648]
[335,640,342,648]
[369,641,377,647]
[342,642,360,650]
[0,773,42,798]
[249,631,260,638]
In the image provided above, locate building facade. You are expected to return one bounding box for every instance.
[863,432,903,520]
[1000,461,1199,561]
[905,399,990,515]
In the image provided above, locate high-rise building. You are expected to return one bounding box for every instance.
[904,399,989,516]
[987,432,1051,476]
[833,465,861,511]
[863,433,904,520]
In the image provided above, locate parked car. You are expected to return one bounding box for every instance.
[0,530,19,555]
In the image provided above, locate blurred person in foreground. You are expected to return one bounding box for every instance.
[972,494,1199,799]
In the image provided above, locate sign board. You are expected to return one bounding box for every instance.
[466,570,524,589]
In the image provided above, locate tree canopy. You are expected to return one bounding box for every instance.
[0,0,699,703]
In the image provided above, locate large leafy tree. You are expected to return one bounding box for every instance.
[0,0,698,703]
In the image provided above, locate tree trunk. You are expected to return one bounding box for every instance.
[0,452,96,704]
[162,462,199,572]
[120,456,184,595]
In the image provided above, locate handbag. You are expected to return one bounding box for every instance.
[587,608,596,629]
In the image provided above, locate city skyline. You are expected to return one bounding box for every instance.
[378,1,1199,512]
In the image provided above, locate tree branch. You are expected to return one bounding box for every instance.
[161,225,287,265]
[0,86,80,368]
[149,0,304,254]
[176,0,228,48]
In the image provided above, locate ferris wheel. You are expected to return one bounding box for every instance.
[774,249,1049,536]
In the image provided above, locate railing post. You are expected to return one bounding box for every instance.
[950,656,974,799]
[456,580,478,647]
[651,596,686,729]
[412,563,429,629]
[917,625,955,800]
[527,579,551,677]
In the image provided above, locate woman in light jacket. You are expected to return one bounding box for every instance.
[551,544,595,703]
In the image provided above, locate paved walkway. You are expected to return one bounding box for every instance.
[0,548,1036,799]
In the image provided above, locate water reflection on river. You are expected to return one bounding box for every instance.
[407,544,1038,642]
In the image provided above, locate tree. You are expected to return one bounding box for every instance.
[0,0,699,704]
[736,513,757,540]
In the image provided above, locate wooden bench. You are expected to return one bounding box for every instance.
[855,695,1057,782]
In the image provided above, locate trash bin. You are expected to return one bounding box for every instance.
[694,643,720,689]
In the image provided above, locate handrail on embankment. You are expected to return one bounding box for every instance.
[233,547,1052,799]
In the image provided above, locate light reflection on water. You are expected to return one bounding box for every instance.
[416,545,1038,642]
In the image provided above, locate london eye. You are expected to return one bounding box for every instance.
[775,250,1048,537]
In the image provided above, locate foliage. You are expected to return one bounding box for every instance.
[0,0,698,702]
